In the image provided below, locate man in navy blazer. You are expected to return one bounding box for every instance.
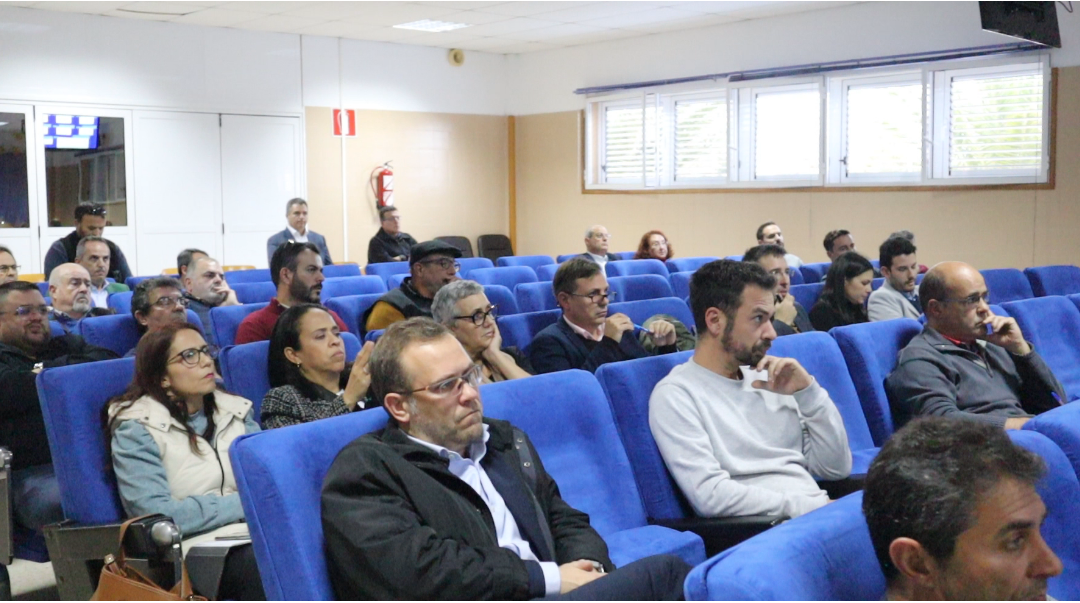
[266,197,333,266]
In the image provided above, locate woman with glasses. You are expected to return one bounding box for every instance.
[106,322,263,599]
[809,251,875,332]
[432,280,532,383]
[0,246,19,285]
[261,304,374,430]
[633,230,674,261]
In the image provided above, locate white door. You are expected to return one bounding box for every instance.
[132,111,223,276]
[220,114,302,269]
[0,103,40,275]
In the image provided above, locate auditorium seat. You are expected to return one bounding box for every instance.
[608,274,674,302]
[496,309,561,353]
[364,261,410,286]
[790,282,824,311]
[869,259,880,271]
[223,268,272,285]
[435,235,473,258]
[320,263,362,279]
[670,271,692,300]
[497,254,555,270]
[35,282,49,297]
[324,293,385,335]
[514,281,557,313]
[232,281,276,304]
[387,273,407,289]
[871,277,884,290]
[319,275,386,299]
[209,302,268,348]
[788,268,804,285]
[832,319,923,446]
[1026,402,1080,482]
[476,234,513,263]
[683,430,1080,601]
[466,266,537,290]
[556,253,578,263]
[219,333,361,418]
[456,257,494,277]
[49,321,66,338]
[724,255,743,261]
[364,329,383,343]
[123,275,158,290]
[479,284,519,315]
[78,310,204,356]
[799,262,830,283]
[107,291,134,314]
[665,257,717,273]
[981,268,1034,304]
[1001,296,1080,401]
[605,259,670,279]
[1071,293,1080,315]
[608,297,695,332]
[1025,265,1080,297]
[536,264,559,281]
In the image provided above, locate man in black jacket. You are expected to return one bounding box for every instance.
[367,206,418,264]
[743,245,814,336]
[0,281,117,533]
[43,203,132,283]
[321,318,690,600]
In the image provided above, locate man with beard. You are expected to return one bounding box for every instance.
[743,244,814,336]
[43,203,132,283]
[235,242,349,344]
[182,255,241,346]
[363,240,462,333]
[649,260,851,519]
[868,236,922,321]
[48,263,112,333]
[75,236,130,309]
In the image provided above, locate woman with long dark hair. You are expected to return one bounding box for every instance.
[633,230,674,261]
[809,251,875,331]
[261,304,373,430]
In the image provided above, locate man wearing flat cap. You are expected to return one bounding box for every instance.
[363,240,461,334]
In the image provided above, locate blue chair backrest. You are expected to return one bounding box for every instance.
[789,268,804,285]
[665,257,717,273]
[1026,402,1080,482]
[483,285,519,315]
[232,281,276,304]
[608,274,674,302]
[36,282,49,297]
[230,408,391,601]
[364,329,384,343]
[457,257,494,277]
[324,293,385,336]
[79,310,204,356]
[595,351,696,520]
[982,268,1034,304]
[831,319,924,446]
[108,291,134,314]
[515,281,556,314]
[210,303,268,348]
[1025,265,1080,297]
[319,275,386,300]
[724,255,743,261]
[556,253,578,263]
[48,321,66,337]
[1071,293,1080,315]
[800,262,830,283]
[670,271,693,300]
[496,309,561,353]
[364,261,410,284]
[790,282,824,311]
[536,264,559,281]
[869,260,880,271]
[497,255,555,270]
[1002,296,1080,401]
[608,297,694,331]
[605,259,669,279]
[467,266,537,290]
[36,358,135,525]
[387,273,408,290]
[224,268,272,285]
[123,275,159,290]
[871,277,884,291]
[220,333,362,418]
[321,264,362,279]
[614,251,636,260]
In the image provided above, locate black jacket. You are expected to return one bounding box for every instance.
[773,301,815,336]
[44,230,132,283]
[0,335,117,470]
[367,229,418,265]
[321,418,611,600]
[576,252,619,264]
[809,298,868,332]
[528,317,677,374]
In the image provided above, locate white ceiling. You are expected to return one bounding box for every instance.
[2,1,856,55]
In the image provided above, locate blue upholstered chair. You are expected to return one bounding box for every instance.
[107,291,134,315]
[78,310,205,357]
[799,262,830,283]
[456,257,494,277]
[1026,402,1080,481]
[607,274,674,302]
[1025,265,1080,297]
[1071,293,1080,315]
[1002,296,1080,401]
[123,275,158,290]
[466,266,537,290]
[321,264,362,279]
[982,268,1035,304]
[364,329,383,343]
[496,309,561,353]
[724,255,743,261]
[871,277,884,291]
[605,259,670,279]
[665,257,717,274]
[831,319,924,446]
[514,281,557,314]
[608,298,694,332]
[556,253,578,263]
[223,268,272,285]
[209,302,267,348]
[536,264,559,281]
[788,268,804,285]
[319,275,386,300]
[231,281,276,304]
[497,255,555,270]
[387,273,408,290]
[670,272,692,301]
[323,293,385,336]
[614,251,637,261]
[790,282,824,311]
[482,285,519,315]
[684,430,1080,601]
[364,261,410,286]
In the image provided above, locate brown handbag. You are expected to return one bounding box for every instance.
[90,516,206,601]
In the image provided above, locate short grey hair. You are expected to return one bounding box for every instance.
[75,236,108,260]
[285,197,307,215]
[889,230,915,242]
[431,279,485,325]
[369,318,452,408]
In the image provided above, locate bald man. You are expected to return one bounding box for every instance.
[886,262,1064,430]
[577,225,618,269]
[48,263,112,333]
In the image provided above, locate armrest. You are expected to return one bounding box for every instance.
[817,474,866,500]
[0,448,11,566]
[650,515,787,557]
[43,520,125,600]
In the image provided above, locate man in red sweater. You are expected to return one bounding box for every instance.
[235,242,348,344]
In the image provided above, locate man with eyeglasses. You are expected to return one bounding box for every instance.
[886,261,1064,430]
[0,246,19,285]
[48,263,113,333]
[363,240,461,333]
[529,258,677,375]
[75,236,130,309]
[322,317,692,600]
[126,278,191,356]
[576,225,619,269]
[43,203,132,283]
[367,206,417,265]
[0,281,116,544]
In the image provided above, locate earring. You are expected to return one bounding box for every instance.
[295,361,302,369]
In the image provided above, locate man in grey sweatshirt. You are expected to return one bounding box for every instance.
[650,261,852,519]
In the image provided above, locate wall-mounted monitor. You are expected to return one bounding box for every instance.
[980,1,1061,48]
[43,114,99,150]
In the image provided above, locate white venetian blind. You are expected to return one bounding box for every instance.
[948,69,1044,175]
[845,82,923,176]
[754,87,820,179]
[602,99,659,184]
[674,97,727,181]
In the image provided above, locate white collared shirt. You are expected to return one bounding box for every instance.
[563,316,604,342]
[586,252,609,268]
[89,283,109,309]
[286,224,308,243]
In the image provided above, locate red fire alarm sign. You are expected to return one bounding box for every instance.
[333,109,355,137]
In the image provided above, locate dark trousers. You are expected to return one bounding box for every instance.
[216,544,266,601]
[543,554,691,601]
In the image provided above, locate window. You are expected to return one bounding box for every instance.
[839,77,923,181]
[0,114,30,228]
[673,96,727,182]
[751,86,821,180]
[599,96,660,185]
[44,115,128,226]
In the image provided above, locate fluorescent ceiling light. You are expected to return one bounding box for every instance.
[393,19,469,33]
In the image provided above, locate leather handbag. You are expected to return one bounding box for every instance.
[91,516,206,601]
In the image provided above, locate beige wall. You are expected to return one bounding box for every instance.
[514,68,1080,270]
[305,107,509,264]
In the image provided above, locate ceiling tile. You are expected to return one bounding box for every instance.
[499,22,610,42]
[1,1,42,6]
[541,27,645,47]
[230,13,326,31]
[582,6,704,29]
[295,20,377,37]
[276,1,372,20]
[215,1,311,14]
[343,26,424,42]
[469,1,598,17]
[667,0,777,14]
[535,1,658,23]
[459,16,560,36]
[410,1,507,9]
[340,2,463,27]
[450,10,515,25]
[487,40,559,54]
[100,8,177,20]
[169,7,264,26]
[27,1,128,13]
[625,12,733,33]
[403,30,482,48]
[116,1,204,16]
[451,36,514,50]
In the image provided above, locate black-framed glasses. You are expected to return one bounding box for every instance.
[0,305,50,318]
[0,265,19,274]
[570,289,616,304]
[418,258,461,272]
[151,295,188,309]
[453,304,498,326]
[168,345,219,367]
[406,364,483,398]
[84,205,107,217]
[942,291,991,309]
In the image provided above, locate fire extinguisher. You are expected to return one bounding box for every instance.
[371,162,394,208]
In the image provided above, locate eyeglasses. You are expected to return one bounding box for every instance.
[168,345,219,367]
[0,305,50,318]
[406,364,483,398]
[83,206,107,217]
[0,265,19,274]
[151,295,188,309]
[942,291,991,309]
[417,258,461,272]
[569,289,616,304]
[591,234,611,241]
[453,304,498,326]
